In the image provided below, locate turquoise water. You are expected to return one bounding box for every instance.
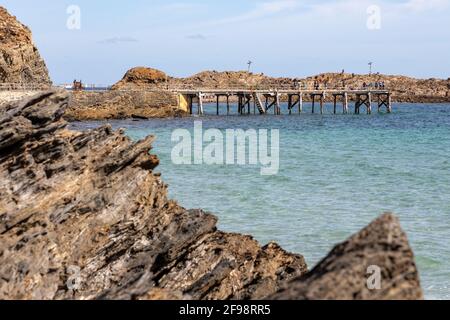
[71,103,450,299]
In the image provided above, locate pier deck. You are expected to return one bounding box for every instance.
[173,88,392,115]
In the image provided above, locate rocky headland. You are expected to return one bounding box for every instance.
[0,91,423,300]
[0,7,51,87]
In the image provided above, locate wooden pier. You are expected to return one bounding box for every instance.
[174,89,392,115]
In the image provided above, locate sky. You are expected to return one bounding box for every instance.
[1,0,450,84]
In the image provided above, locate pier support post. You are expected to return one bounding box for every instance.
[197,92,204,115]
[355,94,360,114]
[227,95,230,115]
[188,95,193,115]
[274,95,277,115]
[238,95,242,115]
[333,95,337,114]
[299,92,303,113]
[320,93,324,115]
[288,94,292,115]
[344,92,349,114]
[276,93,281,115]
[216,95,220,115]
[388,94,392,113]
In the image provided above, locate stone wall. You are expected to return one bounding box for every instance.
[65,90,184,121]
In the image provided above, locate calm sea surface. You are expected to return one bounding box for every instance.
[71,103,450,299]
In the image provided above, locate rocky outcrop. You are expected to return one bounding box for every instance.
[270,214,423,300]
[0,7,51,87]
[305,73,450,103]
[65,90,183,121]
[0,91,307,300]
[112,68,450,103]
[169,70,292,90]
[111,67,169,90]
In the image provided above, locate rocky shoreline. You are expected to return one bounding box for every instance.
[0,91,423,300]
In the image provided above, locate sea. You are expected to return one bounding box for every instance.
[71,102,450,299]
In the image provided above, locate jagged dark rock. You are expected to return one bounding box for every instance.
[0,91,307,300]
[270,214,423,300]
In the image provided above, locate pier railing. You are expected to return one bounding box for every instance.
[1,82,388,93]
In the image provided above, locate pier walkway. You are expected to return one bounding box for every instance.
[174,88,392,115]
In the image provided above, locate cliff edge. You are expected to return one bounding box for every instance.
[0,7,51,87]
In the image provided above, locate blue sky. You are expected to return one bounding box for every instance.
[2,0,450,84]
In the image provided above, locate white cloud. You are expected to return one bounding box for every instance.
[186,34,208,40]
[400,0,450,12]
[159,2,203,12]
[98,36,138,44]
[210,0,301,25]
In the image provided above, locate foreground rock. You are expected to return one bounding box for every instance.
[270,214,423,300]
[0,7,51,87]
[0,91,306,300]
